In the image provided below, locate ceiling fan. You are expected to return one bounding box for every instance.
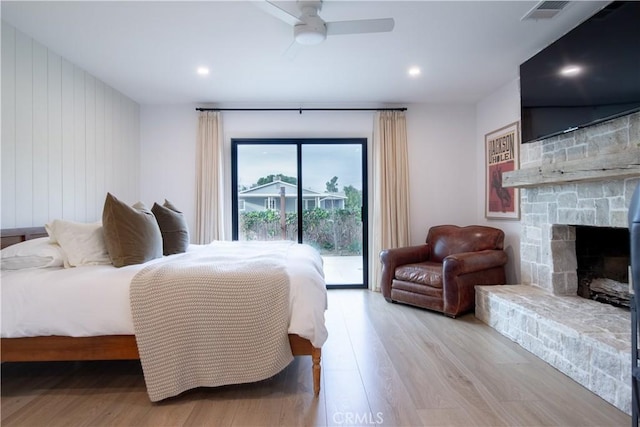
[258,0,395,56]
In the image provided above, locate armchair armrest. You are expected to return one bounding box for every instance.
[380,244,431,267]
[379,244,430,299]
[441,249,508,317]
[442,249,507,276]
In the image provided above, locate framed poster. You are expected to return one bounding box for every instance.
[485,122,520,220]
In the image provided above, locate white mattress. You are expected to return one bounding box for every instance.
[1,241,328,348]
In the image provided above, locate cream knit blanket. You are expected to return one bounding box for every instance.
[130,244,293,402]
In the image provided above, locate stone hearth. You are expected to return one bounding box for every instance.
[476,111,640,415]
[476,285,630,413]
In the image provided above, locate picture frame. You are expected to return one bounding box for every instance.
[485,121,520,220]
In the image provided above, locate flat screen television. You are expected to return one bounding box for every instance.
[520,1,640,143]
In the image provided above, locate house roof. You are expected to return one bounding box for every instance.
[239,180,347,199]
[1,1,608,105]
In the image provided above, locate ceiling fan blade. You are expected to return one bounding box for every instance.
[256,0,301,26]
[326,18,395,36]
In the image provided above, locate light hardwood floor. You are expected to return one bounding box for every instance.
[1,289,631,426]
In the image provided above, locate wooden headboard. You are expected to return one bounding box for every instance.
[1,227,48,250]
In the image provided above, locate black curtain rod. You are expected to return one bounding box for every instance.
[195,107,407,113]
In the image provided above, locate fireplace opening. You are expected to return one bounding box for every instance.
[576,225,630,309]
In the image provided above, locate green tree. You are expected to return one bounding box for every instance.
[343,185,362,210]
[253,174,297,188]
[325,176,339,192]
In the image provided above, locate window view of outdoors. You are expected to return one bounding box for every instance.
[235,142,365,286]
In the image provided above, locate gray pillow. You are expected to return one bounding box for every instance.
[151,200,190,255]
[102,193,163,267]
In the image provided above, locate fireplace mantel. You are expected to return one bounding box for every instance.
[502,146,640,188]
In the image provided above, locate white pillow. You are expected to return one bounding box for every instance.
[0,237,65,269]
[45,220,112,268]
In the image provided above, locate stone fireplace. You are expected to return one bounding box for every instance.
[476,111,640,415]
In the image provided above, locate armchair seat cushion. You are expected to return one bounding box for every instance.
[395,262,443,288]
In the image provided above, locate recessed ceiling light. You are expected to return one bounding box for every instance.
[559,65,582,77]
[408,66,421,77]
[197,67,210,76]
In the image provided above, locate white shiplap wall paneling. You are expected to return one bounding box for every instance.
[112,91,122,200]
[0,22,140,228]
[94,79,106,220]
[48,50,63,222]
[85,74,97,222]
[61,58,75,221]
[2,24,17,228]
[15,30,33,227]
[74,66,87,222]
[104,85,114,210]
[33,41,49,227]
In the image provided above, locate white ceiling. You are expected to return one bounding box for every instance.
[1,1,609,106]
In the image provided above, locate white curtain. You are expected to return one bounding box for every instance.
[195,111,225,243]
[369,111,411,291]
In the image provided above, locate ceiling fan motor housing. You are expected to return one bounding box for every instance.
[294,16,327,45]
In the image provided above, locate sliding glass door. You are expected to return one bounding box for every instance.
[232,138,367,288]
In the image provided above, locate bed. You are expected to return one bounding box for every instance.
[0,226,326,399]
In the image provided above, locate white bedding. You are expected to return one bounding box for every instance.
[1,241,328,348]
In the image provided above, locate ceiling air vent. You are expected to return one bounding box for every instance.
[521,1,570,20]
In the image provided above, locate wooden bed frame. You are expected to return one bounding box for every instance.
[0,227,321,395]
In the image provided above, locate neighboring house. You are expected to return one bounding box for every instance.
[238,180,347,213]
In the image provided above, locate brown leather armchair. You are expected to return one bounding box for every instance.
[379,225,507,317]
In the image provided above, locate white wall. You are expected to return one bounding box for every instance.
[1,22,140,228]
[406,104,478,244]
[139,104,479,247]
[139,105,198,234]
[475,79,522,284]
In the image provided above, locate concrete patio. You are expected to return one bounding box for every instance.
[321,255,363,286]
